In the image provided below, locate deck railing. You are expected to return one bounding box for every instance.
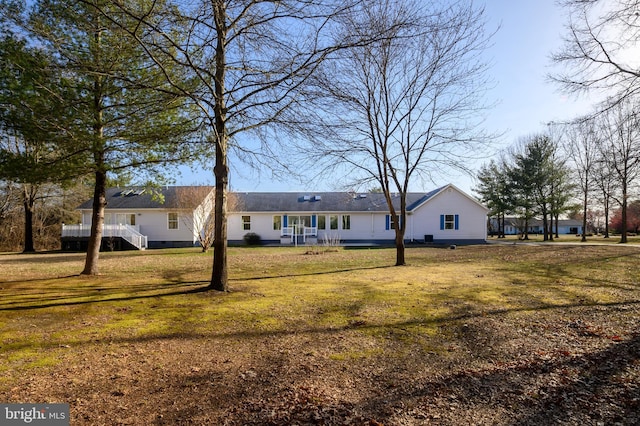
[280,226,318,244]
[281,226,295,237]
[62,224,148,250]
[302,226,318,238]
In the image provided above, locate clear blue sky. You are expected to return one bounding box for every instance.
[175,0,594,195]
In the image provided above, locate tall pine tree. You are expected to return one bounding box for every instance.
[3,0,198,271]
[0,32,74,252]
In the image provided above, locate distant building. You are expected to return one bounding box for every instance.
[490,217,584,236]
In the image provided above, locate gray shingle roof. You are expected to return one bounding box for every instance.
[77,186,214,210]
[231,187,445,213]
[78,186,449,213]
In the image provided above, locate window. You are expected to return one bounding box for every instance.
[444,214,455,229]
[242,216,251,231]
[440,214,459,230]
[385,214,400,230]
[330,215,338,230]
[273,216,281,231]
[168,212,178,230]
[317,215,326,230]
[116,213,136,226]
[342,215,351,230]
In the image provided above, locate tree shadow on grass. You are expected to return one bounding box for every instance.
[0,263,393,312]
[0,280,211,311]
[0,252,87,264]
[15,296,639,355]
[234,264,393,281]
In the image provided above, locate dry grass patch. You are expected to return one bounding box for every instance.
[0,244,639,425]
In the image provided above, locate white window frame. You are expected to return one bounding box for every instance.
[116,213,136,226]
[168,212,179,230]
[242,215,251,231]
[342,214,351,230]
[445,214,455,230]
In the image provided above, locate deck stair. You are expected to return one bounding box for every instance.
[62,224,148,250]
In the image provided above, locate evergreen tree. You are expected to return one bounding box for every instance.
[475,160,511,238]
[0,32,73,252]
[2,0,198,271]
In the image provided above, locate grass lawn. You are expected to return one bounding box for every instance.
[489,233,640,244]
[1,244,639,425]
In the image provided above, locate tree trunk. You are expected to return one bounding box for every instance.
[210,148,229,291]
[81,169,107,275]
[620,182,628,243]
[209,1,229,291]
[81,23,106,276]
[603,189,611,238]
[395,230,405,266]
[581,181,588,242]
[22,186,35,253]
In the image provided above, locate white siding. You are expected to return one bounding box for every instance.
[228,213,279,241]
[228,187,487,243]
[138,210,196,243]
[82,208,198,243]
[408,186,487,242]
[229,212,398,242]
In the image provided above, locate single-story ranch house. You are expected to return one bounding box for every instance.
[62,184,488,250]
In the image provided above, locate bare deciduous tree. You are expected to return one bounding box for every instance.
[592,156,617,238]
[305,0,493,265]
[90,0,376,290]
[552,0,640,109]
[172,187,244,253]
[0,180,88,251]
[598,100,640,243]
[0,181,21,251]
[562,118,600,241]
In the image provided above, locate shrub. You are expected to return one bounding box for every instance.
[243,232,262,245]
